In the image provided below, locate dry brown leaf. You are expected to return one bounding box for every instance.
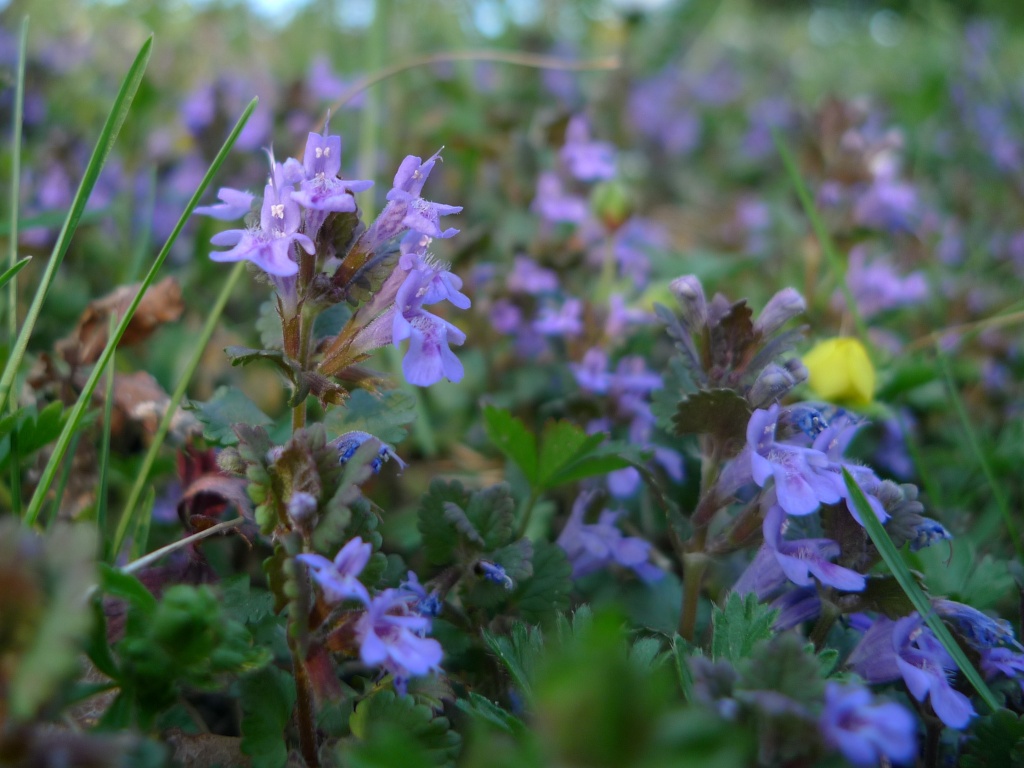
[56,276,184,366]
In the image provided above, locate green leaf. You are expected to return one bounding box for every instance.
[536,420,603,487]
[417,479,470,565]
[961,709,1024,768]
[511,541,572,624]
[464,483,516,550]
[483,621,544,703]
[348,690,461,767]
[672,388,752,447]
[255,300,284,349]
[187,386,273,446]
[0,401,67,472]
[844,467,1001,711]
[323,388,416,445]
[240,666,297,768]
[455,693,526,736]
[99,564,157,616]
[710,592,777,663]
[482,406,538,485]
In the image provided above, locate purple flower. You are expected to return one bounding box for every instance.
[748,405,841,516]
[534,298,583,337]
[532,172,588,224]
[834,247,928,319]
[392,268,468,386]
[762,504,866,592]
[507,256,559,295]
[332,430,406,473]
[849,615,974,729]
[981,647,1024,691]
[374,150,462,242]
[810,415,888,524]
[933,599,1020,651]
[296,537,372,605]
[819,683,917,766]
[195,187,255,220]
[207,169,315,277]
[399,571,442,618]
[291,130,373,231]
[853,176,919,233]
[560,115,617,182]
[556,491,662,582]
[356,588,443,684]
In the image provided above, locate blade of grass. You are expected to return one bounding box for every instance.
[111,260,245,560]
[934,343,1024,561]
[0,257,31,292]
[843,468,1000,711]
[772,131,869,345]
[7,17,29,518]
[129,486,155,562]
[22,97,258,528]
[46,431,82,529]
[97,315,117,559]
[0,36,153,418]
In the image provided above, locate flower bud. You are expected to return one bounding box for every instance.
[589,180,633,231]
[669,275,707,329]
[287,491,318,526]
[748,363,800,408]
[755,287,806,336]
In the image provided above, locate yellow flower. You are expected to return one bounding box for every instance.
[802,337,875,406]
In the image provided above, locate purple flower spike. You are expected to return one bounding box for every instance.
[357,588,443,685]
[747,405,840,516]
[297,536,372,605]
[762,505,866,592]
[195,186,255,220]
[819,683,917,767]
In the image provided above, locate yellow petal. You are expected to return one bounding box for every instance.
[802,337,875,406]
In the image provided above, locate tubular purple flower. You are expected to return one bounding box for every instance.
[291,130,373,238]
[195,186,255,220]
[819,683,917,767]
[208,180,314,277]
[850,614,974,729]
[534,298,583,337]
[508,256,559,295]
[556,491,663,582]
[762,504,866,592]
[296,536,372,605]
[747,405,841,516]
[356,588,443,684]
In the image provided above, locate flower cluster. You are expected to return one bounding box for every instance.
[198,129,468,388]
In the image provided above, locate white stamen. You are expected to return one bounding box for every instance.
[271,203,285,219]
[315,147,324,158]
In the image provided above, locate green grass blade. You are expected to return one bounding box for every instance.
[934,344,1024,561]
[129,487,155,562]
[0,36,153,417]
[0,257,31,292]
[843,467,1000,711]
[22,97,258,528]
[0,209,106,237]
[97,316,117,559]
[7,17,29,518]
[111,260,246,559]
[46,431,83,529]
[772,131,869,345]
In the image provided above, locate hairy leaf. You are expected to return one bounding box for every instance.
[186,386,272,446]
[710,592,777,663]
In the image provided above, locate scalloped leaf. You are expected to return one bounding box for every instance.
[186,386,272,446]
[672,388,751,445]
